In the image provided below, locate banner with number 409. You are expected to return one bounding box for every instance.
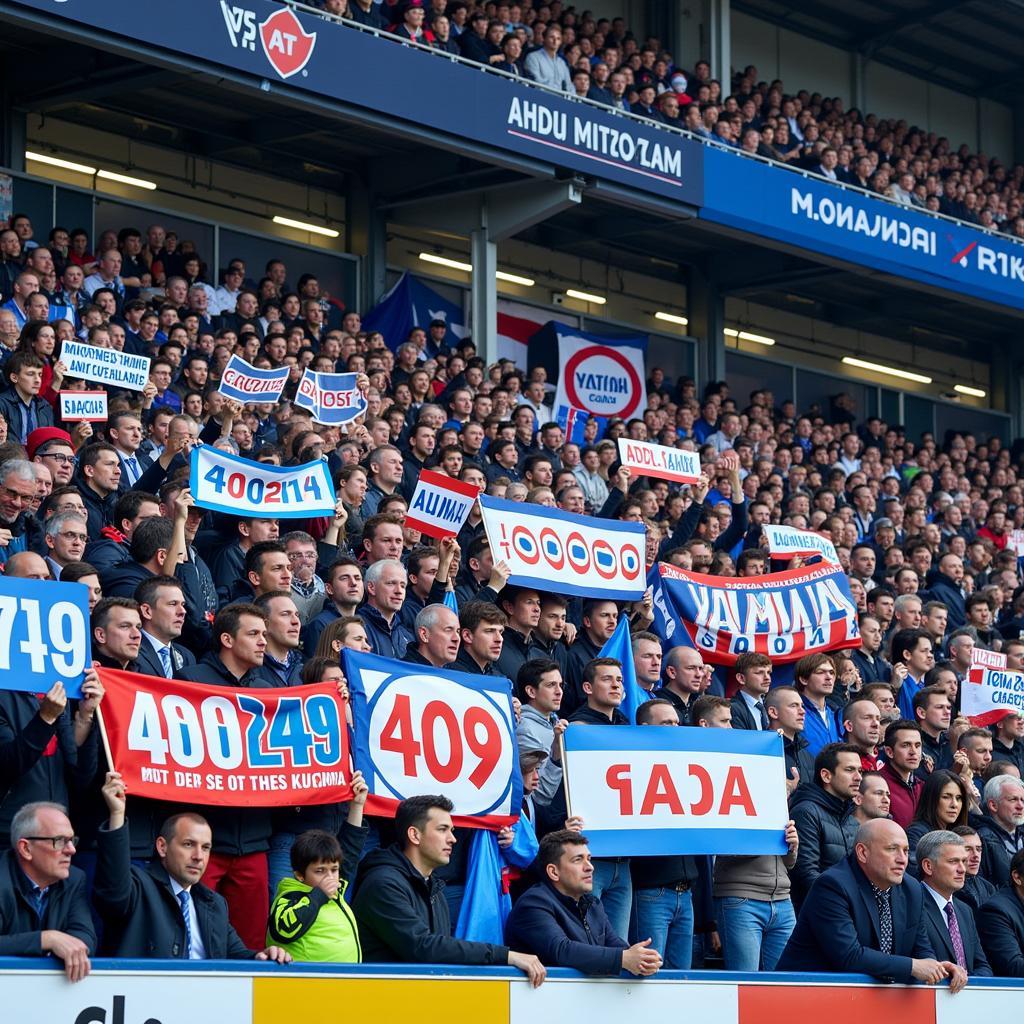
[344,650,523,828]
[0,576,91,697]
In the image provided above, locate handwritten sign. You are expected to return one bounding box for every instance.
[59,390,108,422]
[60,340,150,391]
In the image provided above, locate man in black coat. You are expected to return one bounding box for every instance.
[916,830,991,976]
[977,848,1024,976]
[0,800,94,980]
[92,771,290,963]
[778,819,966,990]
[975,774,1024,888]
[351,794,545,985]
[504,830,661,976]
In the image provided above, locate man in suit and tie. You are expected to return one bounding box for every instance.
[107,411,153,495]
[730,652,772,731]
[916,830,991,976]
[778,818,968,991]
[977,848,1024,976]
[134,576,196,679]
[93,771,290,963]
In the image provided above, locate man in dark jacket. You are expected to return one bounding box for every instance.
[790,742,862,908]
[75,444,121,540]
[93,771,290,963]
[974,774,1024,888]
[505,830,661,976]
[766,686,815,791]
[0,801,94,980]
[778,819,964,989]
[923,554,967,632]
[977,848,1024,976]
[563,599,618,714]
[351,794,545,984]
[175,604,275,949]
[360,558,413,659]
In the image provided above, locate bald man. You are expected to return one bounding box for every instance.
[778,819,968,991]
[5,551,51,580]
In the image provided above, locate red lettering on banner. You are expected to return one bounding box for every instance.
[606,763,634,815]
[688,764,714,815]
[379,693,421,775]
[640,763,684,815]
[464,707,502,788]
[720,766,756,815]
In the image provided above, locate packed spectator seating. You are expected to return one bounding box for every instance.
[3,90,1024,985]
[308,0,1024,237]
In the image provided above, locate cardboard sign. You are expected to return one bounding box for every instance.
[217,354,290,403]
[617,437,700,484]
[405,469,480,539]
[59,390,108,422]
[763,524,840,564]
[60,339,150,391]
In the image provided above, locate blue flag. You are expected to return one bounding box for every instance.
[599,616,649,725]
[443,588,459,614]
[555,404,607,446]
[362,271,467,352]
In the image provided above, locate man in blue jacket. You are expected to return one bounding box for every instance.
[778,818,967,991]
[504,830,663,976]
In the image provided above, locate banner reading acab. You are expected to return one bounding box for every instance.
[97,669,353,806]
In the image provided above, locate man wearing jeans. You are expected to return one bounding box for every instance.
[713,819,800,970]
[630,698,699,968]
[568,657,631,939]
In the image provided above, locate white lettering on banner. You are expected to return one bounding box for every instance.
[479,495,645,600]
[406,469,480,540]
[218,354,290,402]
[790,187,938,256]
[964,666,1024,724]
[59,390,107,422]
[763,523,839,563]
[506,97,684,183]
[59,340,150,391]
[190,445,335,519]
[617,437,700,484]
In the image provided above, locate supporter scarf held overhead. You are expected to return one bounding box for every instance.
[655,561,860,667]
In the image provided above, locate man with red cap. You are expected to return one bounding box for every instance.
[27,428,76,487]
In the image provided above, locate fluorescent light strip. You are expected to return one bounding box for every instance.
[418,251,472,272]
[96,169,157,190]
[723,328,739,338]
[738,330,776,346]
[273,215,339,238]
[842,356,932,384]
[954,383,987,398]
[654,311,689,326]
[495,270,536,286]
[25,150,97,175]
[566,288,606,305]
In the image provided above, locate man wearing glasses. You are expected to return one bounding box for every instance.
[42,512,88,580]
[28,428,76,487]
[0,801,94,981]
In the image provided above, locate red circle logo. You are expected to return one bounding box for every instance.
[563,344,642,419]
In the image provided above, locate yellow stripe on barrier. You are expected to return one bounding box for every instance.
[253,976,510,1024]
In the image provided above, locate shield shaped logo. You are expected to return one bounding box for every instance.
[259,8,316,79]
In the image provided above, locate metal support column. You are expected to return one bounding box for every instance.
[470,227,498,365]
[346,171,387,312]
[688,263,726,390]
[851,52,867,112]
[707,0,731,87]
[0,74,26,172]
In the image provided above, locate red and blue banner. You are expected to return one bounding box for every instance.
[343,650,522,828]
[562,725,789,857]
[218,354,290,403]
[479,494,646,600]
[96,669,353,806]
[555,403,607,446]
[964,665,1024,726]
[294,369,368,425]
[655,561,860,667]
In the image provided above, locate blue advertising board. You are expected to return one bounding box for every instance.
[700,146,1024,311]
[4,0,703,208]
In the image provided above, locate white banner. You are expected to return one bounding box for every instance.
[762,523,839,563]
[549,324,647,420]
[189,445,335,518]
[294,369,367,425]
[59,389,107,421]
[964,665,1024,726]
[617,437,700,484]
[60,339,150,391]
[479,494,645,600]
[972,647,1008,670]
[405,468,480,540]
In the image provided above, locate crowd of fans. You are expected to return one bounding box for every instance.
[307,0,1024,237]
[3,189,1024,989]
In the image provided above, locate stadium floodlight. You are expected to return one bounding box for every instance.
[418,252,472,272]
[565,288,606,305]
[273,215,339,238]
[97,169,157,190]
[842,356,932,384]
[654,311,689,327]
[954,383,987,398]
[25,151,97,175]
[737,330,775,346]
